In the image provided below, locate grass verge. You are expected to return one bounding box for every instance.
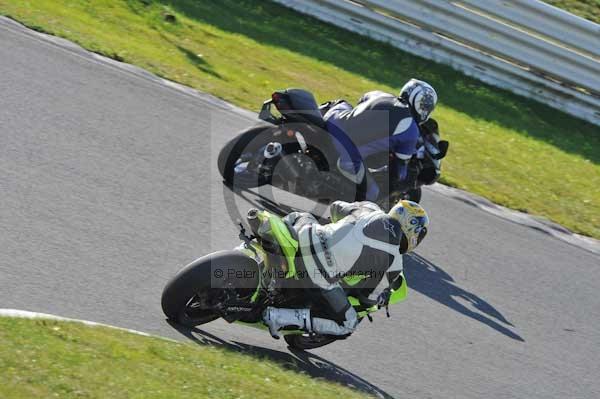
[543,0,600,24]
[0,0,598,238]
[0,317,369,399]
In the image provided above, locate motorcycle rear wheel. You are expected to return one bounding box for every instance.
[405,187,422,203]
[161,250,259,327]
[377,187,422,211]
[218,124,275,189]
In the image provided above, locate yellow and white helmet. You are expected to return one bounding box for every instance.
[388,200,429,253]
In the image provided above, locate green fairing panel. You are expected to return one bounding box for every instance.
[358,307,378,318]
[260,211,299,279]
[343,274,366,286]
[347,296,360,307]
[389,272,408,304]
[348,296,378,318]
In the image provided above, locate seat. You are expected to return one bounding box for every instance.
[279,88,326,128]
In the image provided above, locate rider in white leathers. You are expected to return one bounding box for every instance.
[262,199,429,338]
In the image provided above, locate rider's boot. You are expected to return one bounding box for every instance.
[262,307,312,339]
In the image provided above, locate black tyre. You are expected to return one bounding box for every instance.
[161,250,259,327]
[284,333,339,350]
[405,187,422,203]
[217,124,275,189]
[379,187,423,211]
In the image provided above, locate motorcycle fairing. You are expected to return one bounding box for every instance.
[389,272,408,305]
[258,211,299,279]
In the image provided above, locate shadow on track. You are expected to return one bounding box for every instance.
[168,321,394,399]
[404,253,524,342]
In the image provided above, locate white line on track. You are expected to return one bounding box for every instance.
[0,309,179,342]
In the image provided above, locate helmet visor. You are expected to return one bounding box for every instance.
[400,216,429,253]
[417,226,428,246]
[416,91,436,122]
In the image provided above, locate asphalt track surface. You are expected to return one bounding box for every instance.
[1,18,599,399]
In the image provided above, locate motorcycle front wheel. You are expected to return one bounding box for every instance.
[284,333,339,350]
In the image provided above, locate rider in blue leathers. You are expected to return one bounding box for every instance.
[323,79,438,201]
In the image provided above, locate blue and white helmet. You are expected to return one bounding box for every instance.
[400,79,438,124]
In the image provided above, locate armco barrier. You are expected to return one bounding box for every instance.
[274,0,600,126]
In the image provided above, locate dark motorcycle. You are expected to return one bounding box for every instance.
[161,210,404,349]
[218,89,448,208]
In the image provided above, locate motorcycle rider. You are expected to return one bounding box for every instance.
[262,199,429,339]
[323,79,438,201]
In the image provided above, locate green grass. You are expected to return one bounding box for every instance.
[0,317,370,399]
[543,0,600,24]
[0,0,598,238]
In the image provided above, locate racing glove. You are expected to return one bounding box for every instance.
[376,288,392,308]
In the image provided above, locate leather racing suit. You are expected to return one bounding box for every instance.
[265,200,407,337]
[323,91,420,201]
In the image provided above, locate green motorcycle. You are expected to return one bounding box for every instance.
[161,210,407,350]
